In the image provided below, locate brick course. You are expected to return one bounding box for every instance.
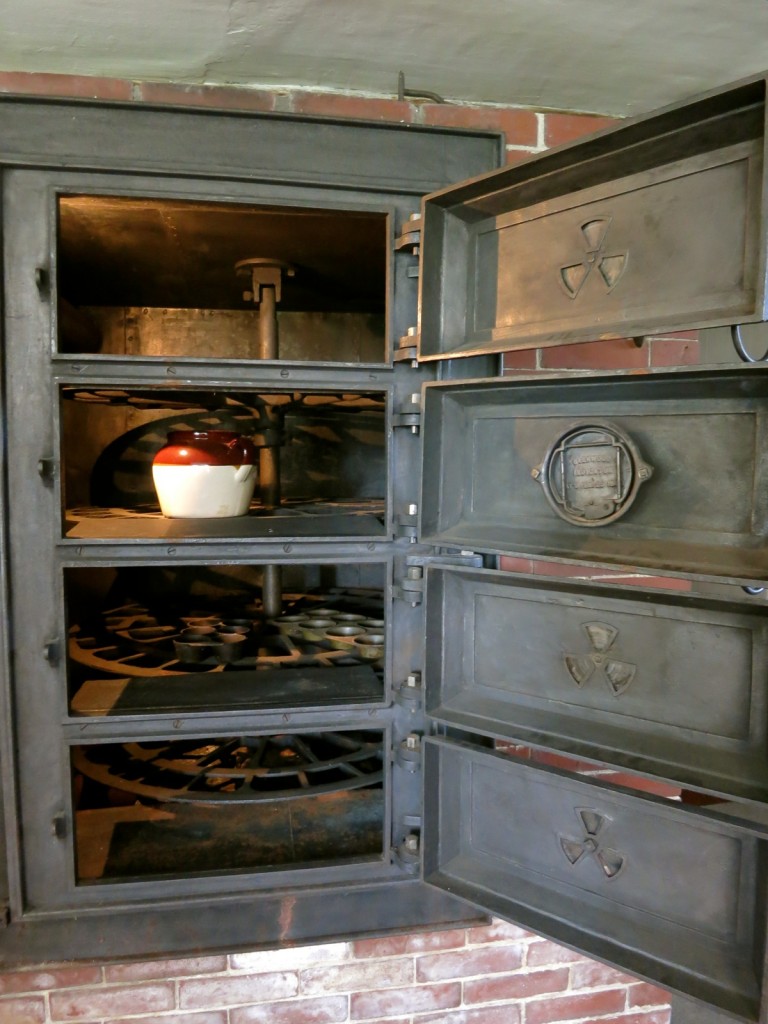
[0,68,672,1024]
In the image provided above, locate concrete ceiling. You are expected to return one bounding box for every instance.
[1,0,767,116]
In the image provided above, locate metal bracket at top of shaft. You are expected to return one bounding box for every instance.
[235,257,295,305]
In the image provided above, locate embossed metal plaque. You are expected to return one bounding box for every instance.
[423,738,767,1019]
[420,366,768,584]
[532,421,653,526]
[418,76,767,359]
[424,566,768,803]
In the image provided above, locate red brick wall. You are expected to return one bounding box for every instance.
[0,925,671,1024]
[0,71,674,1024]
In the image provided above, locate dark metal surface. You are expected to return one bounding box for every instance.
[425,567,768,805]
[2,880,486,965]
[419,73,767,359]
[0,96,503,193]
[420,366,768,584]
[423,737,767,1020]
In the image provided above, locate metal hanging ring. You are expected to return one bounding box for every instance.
[731,324,768,363]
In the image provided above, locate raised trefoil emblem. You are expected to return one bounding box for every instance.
[559,808,626,880]
[564,621,636,696]
[559,217,628,299]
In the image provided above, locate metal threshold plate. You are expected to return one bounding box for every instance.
[425,566,768,804]
[420,366,768,584]
[424,738,766,1020]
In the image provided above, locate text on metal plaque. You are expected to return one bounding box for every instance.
[532,420,653,526]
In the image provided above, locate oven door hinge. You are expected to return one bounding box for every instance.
[392,392,421,434]
[395,671,423,712]
[395,731,422,772]
[394,327,419,363]
[392,813,422,875]
[395,502,419,542]
[393,551,484,604]
[395,214,422,260]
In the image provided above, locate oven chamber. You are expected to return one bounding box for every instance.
[2,73,768,1024]
[0,101,502,962]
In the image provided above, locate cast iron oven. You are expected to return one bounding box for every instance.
[1,72,768,1024]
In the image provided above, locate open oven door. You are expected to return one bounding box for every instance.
[414,72,768,362]
[421,734,767,1022]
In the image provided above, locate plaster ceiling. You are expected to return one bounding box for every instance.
[1,0,767,116]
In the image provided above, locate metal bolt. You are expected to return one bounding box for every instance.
[405,733,420,750]
[407,326,417,337]
[406,672,421,688]
[406,566,423,581]
[405,834,419,853]
[408,503,418,516]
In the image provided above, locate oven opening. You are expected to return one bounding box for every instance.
[71,729,386,884]
[59,385,387,540]
[66,562,387,717]
[56,194,387,363]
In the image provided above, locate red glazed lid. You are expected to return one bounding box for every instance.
[153,430,256,466]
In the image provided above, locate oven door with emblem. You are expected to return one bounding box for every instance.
[414,72,768,362]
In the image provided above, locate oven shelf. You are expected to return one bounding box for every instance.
[63,499,386,540]
[71,664,383,717]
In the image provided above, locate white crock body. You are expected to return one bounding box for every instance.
[152,463,257,518]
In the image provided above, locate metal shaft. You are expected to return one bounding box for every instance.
[260,443,280,509]
[257,283,282,615]
[258,284,278,360]
[257,284,281,510]
[262,563,283,619]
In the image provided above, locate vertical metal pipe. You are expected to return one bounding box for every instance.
[258,285,281,510]
[257,282,282,615]
[262,563,283,619]
[258,285,278,360]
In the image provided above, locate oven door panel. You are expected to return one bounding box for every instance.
[422,737,767,1021]
[423,565,768,805]
[419,366,768,585]
[417,74,767,360]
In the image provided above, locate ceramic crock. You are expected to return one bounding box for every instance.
[152,430,257,518]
